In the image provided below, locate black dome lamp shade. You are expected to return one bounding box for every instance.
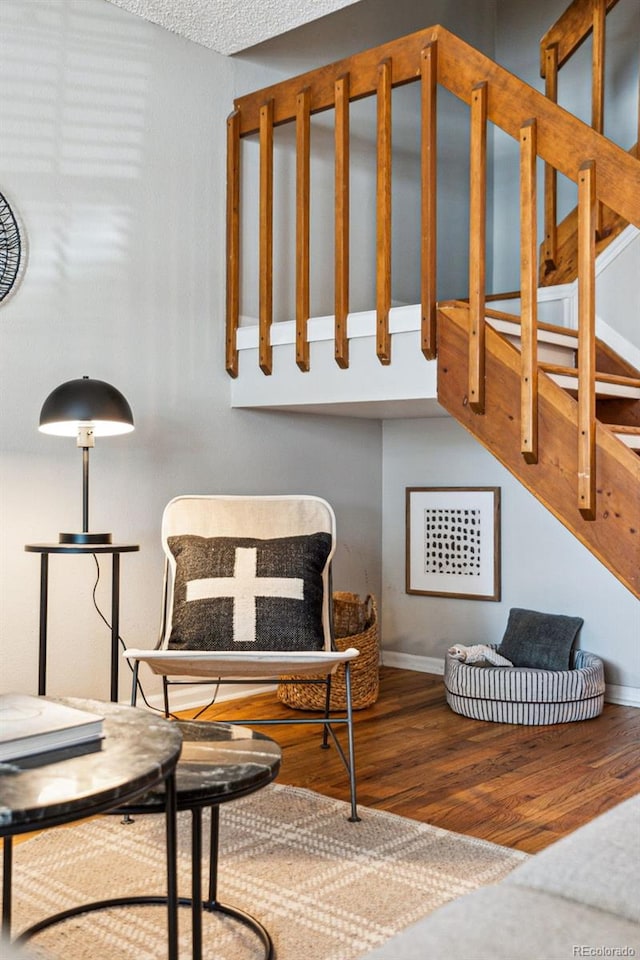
[39,376,134,544]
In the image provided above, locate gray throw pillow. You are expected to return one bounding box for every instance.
[167,532,331,652]
[498,607,583,670]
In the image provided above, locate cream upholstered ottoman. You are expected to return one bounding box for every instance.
[444,646,605,724]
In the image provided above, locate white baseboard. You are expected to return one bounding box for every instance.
[380,649,640,708]
[604,684,640,708]
[381,650,444,675]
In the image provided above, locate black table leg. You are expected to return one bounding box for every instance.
[208,805,220,905]
[110,554,120,702]
[191,808,203,960]
[165,771,179,960]
[2,836,13,938]
[12,774,182,960]
[202,805,274,959]
[38,555,49,696]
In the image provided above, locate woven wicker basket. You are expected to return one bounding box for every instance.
[277,592,379,711]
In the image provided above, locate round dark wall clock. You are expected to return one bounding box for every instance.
[0,190,25,305]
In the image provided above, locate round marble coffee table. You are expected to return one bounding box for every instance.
[0,698,183,958]
[120,720,282,960]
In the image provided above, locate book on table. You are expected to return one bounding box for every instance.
[0,693,104,762]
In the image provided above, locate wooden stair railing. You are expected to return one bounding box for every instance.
[227,23,640,382]
[225,22,640,594]
[540,0,638,281]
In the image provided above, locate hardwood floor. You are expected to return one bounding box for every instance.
[180,666,640,854]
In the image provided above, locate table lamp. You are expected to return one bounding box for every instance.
[39,376,134,544]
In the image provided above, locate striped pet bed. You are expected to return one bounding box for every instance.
[444,647,605,724]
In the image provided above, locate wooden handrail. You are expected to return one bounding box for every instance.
[540,0,628,270]
[540,0,620,74]
[233,26,640,226]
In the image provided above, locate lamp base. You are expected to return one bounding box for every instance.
[59,532,113,545]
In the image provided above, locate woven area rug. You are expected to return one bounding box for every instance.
[5,783,527,960]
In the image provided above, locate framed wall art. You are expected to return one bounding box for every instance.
[406,487,501,600]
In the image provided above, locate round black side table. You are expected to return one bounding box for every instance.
[25,542,139,701]
[1,698,183,959]
[120,720,282,960]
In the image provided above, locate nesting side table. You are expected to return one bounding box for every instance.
[24,542,139,701]
[120,720,282,960]
[1,698,183,959]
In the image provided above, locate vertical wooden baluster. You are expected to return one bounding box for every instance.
[469,81,487,414]
[637,62,640,156]
[376,59,392,366]
[259,99,274,375]
[335,74,350,369]
[520,119,538,465]
[542,44,558,273]
[578,160,597,519]
[226,109,240,378]
[296,88,311,372]
[421,42,438,360]
[592,0,606,238]
[591,0,606,136]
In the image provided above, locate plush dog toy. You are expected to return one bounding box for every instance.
[448,643,513,666]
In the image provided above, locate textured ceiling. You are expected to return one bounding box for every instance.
[104,0,363,54]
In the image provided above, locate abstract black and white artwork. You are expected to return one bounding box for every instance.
[406,488,501,600]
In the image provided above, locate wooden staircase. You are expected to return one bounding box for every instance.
[225,2,640,598]
[437,301,640,597]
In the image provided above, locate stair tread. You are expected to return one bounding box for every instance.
[539,363,640,387]
[603,423,640,451]
[444,301,578,341]
[485,309,579,339]
[603,424,640,434]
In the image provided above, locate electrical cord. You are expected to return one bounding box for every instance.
[89,554,171,715]
[90,554,222,719]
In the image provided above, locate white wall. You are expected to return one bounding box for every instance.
[596,230,640,350]
[0,0,382,704]
[381,418,640,700]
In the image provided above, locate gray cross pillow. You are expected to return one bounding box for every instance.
[498,607,584,671]
[167,533,332,652]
